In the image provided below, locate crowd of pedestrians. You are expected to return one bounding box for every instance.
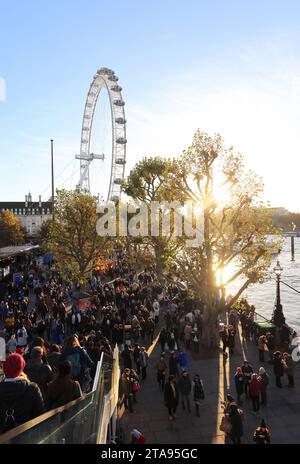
[0,251,298,445]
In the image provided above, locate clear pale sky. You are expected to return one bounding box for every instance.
[0,0,299,211]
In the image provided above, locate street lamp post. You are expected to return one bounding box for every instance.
[272,260,286,327]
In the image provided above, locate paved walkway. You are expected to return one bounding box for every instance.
[121,327,300,444]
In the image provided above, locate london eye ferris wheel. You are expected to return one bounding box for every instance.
[75,68,127,201]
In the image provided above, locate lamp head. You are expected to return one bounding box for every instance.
[274,260,283,276]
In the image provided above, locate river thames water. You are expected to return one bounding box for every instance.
[226,237,300,333]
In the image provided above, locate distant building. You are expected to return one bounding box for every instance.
[267,207,290,216]
[0,192,52,236]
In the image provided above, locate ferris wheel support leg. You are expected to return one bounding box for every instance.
[77,161,91,192]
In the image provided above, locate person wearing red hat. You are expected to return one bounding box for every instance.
[0,353,44,434]
[130,428,145,444]
[16,347,25,356]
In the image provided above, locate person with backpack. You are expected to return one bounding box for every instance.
[60,335,95,388]
[192,374,205,417]
[0,353,44,434]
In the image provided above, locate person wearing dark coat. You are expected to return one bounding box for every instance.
[253,419,270,444]
[241,360,253,398]
[273,351,284,388]
[0,354,44,434]
[122,345,133,369]
[221,329,229,354]
[164,375,179,420]
[192,375,205,417]
[234,367,244,404]
[227,327,236,355]
[249,374,262,412]
[133,344,141,374]
[228,402,243,444]
[46,361,82,410]
[46,345,62,375]
[138,347,149,380]
[169,351,179,377]
[24,346,54,400]
[159,328,168,352]
[178,371,192,412]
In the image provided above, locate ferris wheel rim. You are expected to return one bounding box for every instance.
[77,68,127,201]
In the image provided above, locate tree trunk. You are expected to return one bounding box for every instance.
[201,304,220,348]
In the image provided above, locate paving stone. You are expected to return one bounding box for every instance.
[120,326,300,444]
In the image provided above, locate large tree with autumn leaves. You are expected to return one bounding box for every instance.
[0,210,25,247]
[123,130,281,347]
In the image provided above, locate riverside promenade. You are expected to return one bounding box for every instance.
[120,327,300,444]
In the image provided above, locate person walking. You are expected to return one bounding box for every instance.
[241,360,253,399]
[273,351,284,388]
[133,344,141,374]
[153,299,160,325]
[253,419,271,444]
[169,351,179,377]
[24,346,54,400]
[121,344,133,370]
[121,368,134,413]
[46,361,82,410]
[183,323,192,350]
[60,335,95,388]
[155,354,167,392]
[234,367,244,405]
[258,367,269,407]
[192,374,204,417]
[178,370,192,412]
[283,353,295,388]
[0,353,44,434]
[258,335,267,362]
[46,344,62,375]
[221,327,229,356]
[266,332,275,364]
[138,347,149,380]
[228,402,243,444]
[228,326,236,355]
[159,328,167,352]
[164,375,179,420]
[130,369,140,404]
[178,351,189,372]
[249,373,261,412]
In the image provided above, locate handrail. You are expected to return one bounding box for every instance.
[0,353,106,444]
[254,311,270,322]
